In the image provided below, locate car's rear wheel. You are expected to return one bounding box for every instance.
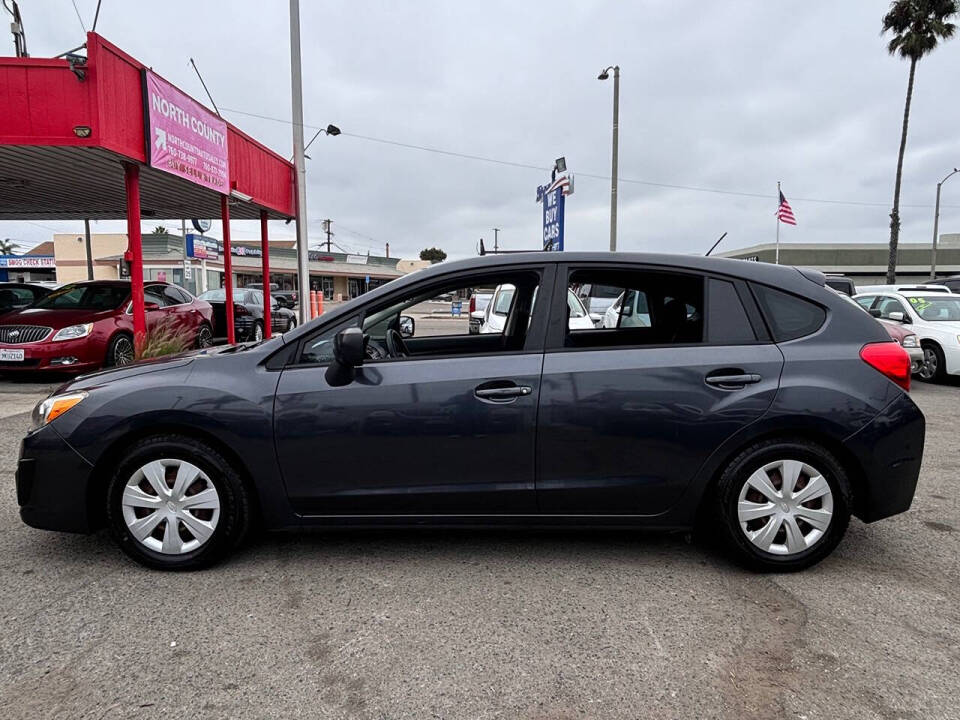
[105,435,251,570]
[195,323,213,348]
[714,439,851,572]
[918,342,945,383]
[252,321,264,342]
[105,333,134,367]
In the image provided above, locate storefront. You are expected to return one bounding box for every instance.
[0,254,56,283]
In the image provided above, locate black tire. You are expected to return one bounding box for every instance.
[918,342,946,383]
[287,316,297,331]
[195,322,213,349]
[105,332,135,367]
[713,438,852,572]
[105,435,251,570]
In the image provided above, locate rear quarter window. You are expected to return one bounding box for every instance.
[752,284,826,342]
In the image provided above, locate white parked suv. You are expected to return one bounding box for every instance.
[480,284,595,333]
[854,290,960,382]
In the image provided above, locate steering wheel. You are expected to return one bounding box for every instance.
[385,329,409,358]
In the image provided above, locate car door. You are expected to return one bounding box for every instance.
[536,266,784,516]
[273,265,553,516]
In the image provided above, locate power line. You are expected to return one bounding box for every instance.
[70,0,87,32]
[219,104,958,211]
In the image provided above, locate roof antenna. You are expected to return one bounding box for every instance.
[705,231,727,257]
[189,57,221,117]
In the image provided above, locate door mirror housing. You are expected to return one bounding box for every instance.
[399,315,415,338]
[887,311,907,323]
[324,327,365,387]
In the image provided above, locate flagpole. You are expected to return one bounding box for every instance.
[775,180,781,265]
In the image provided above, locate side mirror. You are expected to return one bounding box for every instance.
[399,315,415,338]
[324,327,365,387]
[869,309,882,318]
[144,301,161,311]
[888,311,908,323]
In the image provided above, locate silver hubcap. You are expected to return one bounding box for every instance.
[920,348,937,379]
[737,459,833,556]
[254,323,263,341]
[121,459,221,555]
[197,326,213,348]
[114,337,134,366]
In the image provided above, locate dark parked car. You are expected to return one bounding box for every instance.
[0,282,52,316]
[824,275,856,296]
[245,282,298,309]
[17,253,923,571]
[923,275,960,293]
[197,288,297,342]
[0,280,213,372]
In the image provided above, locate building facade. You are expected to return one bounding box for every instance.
[719,235,960,284]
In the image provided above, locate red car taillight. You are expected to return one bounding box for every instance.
[469,296,476,314]
[233,303,251,316]
[860,341,911,392]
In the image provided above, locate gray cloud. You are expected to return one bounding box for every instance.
[5,0,959,261]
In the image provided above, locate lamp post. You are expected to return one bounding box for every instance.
[931,167,959,281]
[598,65,619,252]
[289,0,311,324]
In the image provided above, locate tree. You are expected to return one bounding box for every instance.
[882,0,958,283]
[419,247,447,263]
[0,238,19,255]
[152,225,169,235]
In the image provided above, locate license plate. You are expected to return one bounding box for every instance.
[0,349,25,362]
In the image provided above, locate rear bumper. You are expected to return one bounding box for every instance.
[17,423,95,533]
[844,392,925,523]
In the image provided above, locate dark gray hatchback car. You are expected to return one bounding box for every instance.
[17,252,924,571]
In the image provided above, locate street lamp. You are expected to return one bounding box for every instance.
[303,124,341,159]
[931,167,959,280]
[598,65,620,252]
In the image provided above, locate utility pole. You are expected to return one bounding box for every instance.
[322,219,333,252]
[930,168,959,280]
[83,218,93,280]
[493,228,500,253]
[289,0,310,323]
[598,65,620,251]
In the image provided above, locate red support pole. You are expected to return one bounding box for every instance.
[260,209,271,339]
[123,163,146,352]
[221,195,235,344]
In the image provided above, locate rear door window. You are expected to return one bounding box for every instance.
[752,284,825,342]
[707,279,756,344]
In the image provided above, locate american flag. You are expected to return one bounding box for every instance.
[776,191,797,225]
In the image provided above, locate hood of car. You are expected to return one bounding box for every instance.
[1,306,117,329]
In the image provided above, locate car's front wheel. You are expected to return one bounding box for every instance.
[918,342,945,383]
[252,321,264,342]
[105,333,135,367]
[195,323,213,348]
[105,435,251,570]
[714,439,851,572]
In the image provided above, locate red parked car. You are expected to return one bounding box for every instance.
[0,280,213,372]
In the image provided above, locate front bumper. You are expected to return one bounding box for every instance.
[0,336,104,372]
[17,423,96,533]
[906,346,924,373]
[844,392,925,523]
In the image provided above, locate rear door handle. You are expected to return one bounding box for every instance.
[705,373,762,389]
[474,383,533,403]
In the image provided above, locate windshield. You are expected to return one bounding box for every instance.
[199,289,248,303]
[903,295,960,321]
[32,284,129,311]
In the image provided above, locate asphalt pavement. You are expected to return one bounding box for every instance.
[0,380,957,719]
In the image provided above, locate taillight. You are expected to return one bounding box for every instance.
[469,296,476,314]
[233,303,251,316]
[860,341,911,391]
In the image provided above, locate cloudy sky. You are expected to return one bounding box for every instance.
[5,0,960,260]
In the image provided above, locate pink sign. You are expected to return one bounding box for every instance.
[144,70,230,193]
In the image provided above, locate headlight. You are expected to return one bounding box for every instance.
[52,323,93,342]
[30,391,87,430]
[902,335,919,348]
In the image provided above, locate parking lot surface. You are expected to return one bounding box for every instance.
[0,380,958,719]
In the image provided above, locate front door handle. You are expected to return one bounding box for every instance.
[705,372,762,389]
[474,382,533,403]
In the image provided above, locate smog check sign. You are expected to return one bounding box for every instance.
[143,70,229,193]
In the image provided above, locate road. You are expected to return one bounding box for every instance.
[0,380,957,719]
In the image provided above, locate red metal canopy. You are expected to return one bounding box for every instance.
[0,33,297,345]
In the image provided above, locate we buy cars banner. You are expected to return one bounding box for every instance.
[143,70,229,193]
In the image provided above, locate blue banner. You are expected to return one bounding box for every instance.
[542,186,565,251]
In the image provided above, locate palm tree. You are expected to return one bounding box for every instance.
[882,0,958,283]
[0,238,19,255]
[152,225,169,235]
